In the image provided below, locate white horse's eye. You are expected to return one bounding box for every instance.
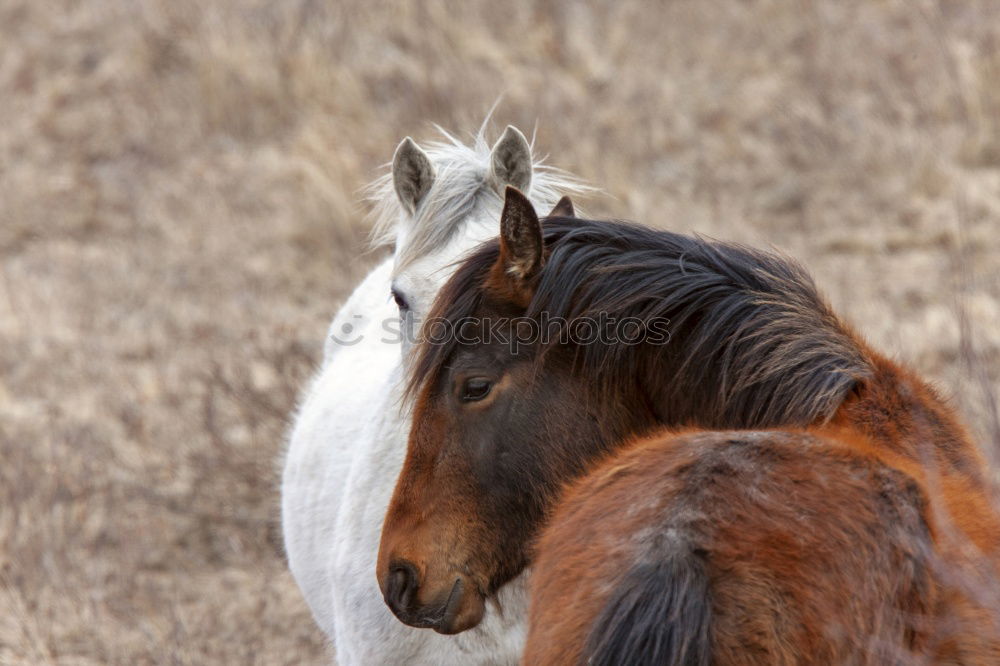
[391,288,411,313]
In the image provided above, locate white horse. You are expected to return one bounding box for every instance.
[281,124,585,665]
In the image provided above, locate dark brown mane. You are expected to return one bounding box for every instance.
[410,216,872,428]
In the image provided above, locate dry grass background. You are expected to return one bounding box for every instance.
[1,0,999,663]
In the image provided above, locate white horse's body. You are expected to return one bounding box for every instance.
[282,126,583,664]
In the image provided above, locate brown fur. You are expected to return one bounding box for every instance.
[831,353,988,479]
[378,189,1000,659]
[528,427,1000,665]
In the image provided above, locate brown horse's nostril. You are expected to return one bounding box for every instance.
[379,559,486,633]
[385,560,420,614]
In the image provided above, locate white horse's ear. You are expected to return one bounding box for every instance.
[489,126,532,194]
[392,137,435,216]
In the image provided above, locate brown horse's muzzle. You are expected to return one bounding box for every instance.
[377,396,490,633]
[376,547,486,634]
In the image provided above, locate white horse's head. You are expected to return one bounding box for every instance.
[368,124,588,356]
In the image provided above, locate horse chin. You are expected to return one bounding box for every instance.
[432,578,485,634]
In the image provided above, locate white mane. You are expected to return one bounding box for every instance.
[365,123,592,271]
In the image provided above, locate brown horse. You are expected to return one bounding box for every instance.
[376,187,1000,662]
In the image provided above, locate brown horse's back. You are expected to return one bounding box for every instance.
[526,429,999,665]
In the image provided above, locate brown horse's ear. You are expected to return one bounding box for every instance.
[547,196,575,218]
[499,186,543,281]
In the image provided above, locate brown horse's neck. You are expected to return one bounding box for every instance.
[830,352,984,480]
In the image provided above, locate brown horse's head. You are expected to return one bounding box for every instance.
[377,187,870,633]
[376,190,648,633]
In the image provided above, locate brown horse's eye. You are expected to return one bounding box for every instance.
[462,378,492,402]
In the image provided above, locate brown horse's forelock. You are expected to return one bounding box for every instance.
[408,216,873,429]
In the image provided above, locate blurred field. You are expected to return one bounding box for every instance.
[1,0,999,663]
